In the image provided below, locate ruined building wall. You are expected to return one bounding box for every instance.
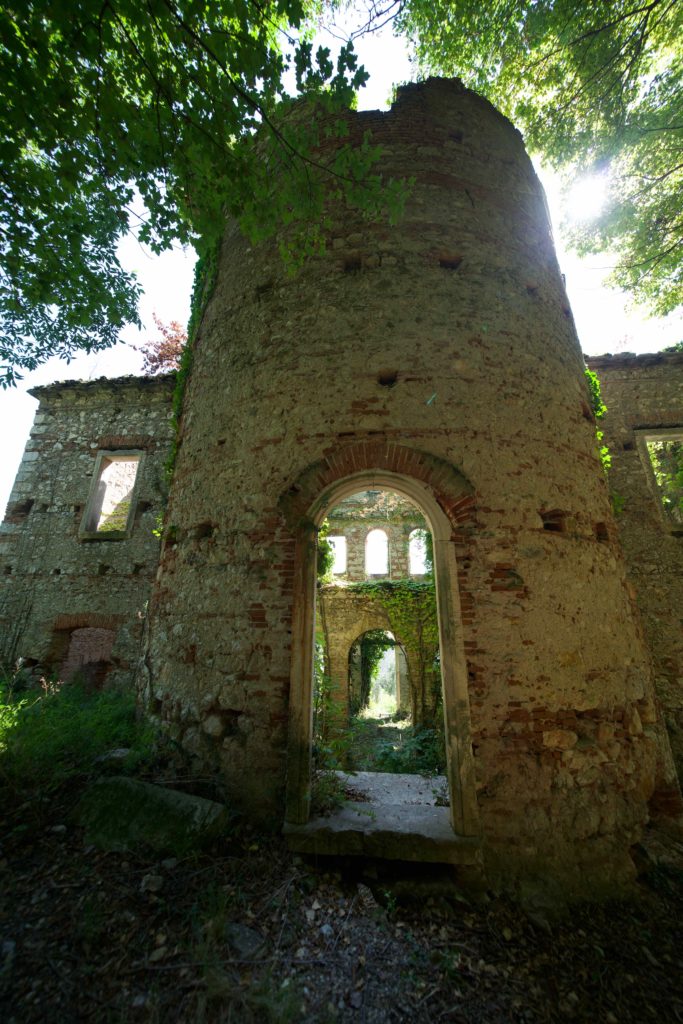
[319,491,437,721]
[0,376,175,687]
[587,352,683,793]
[325,491,428,581]
[141,77,680,895]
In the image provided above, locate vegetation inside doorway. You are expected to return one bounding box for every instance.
[312,489,448,813]
[344,629,446,776]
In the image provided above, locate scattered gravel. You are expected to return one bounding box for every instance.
[1,791,682,1023]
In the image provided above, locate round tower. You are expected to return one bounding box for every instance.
[141,78,679,899]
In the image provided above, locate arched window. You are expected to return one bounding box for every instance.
[408,528,429,575]
[328,536,347,574]
[365,528,388,575]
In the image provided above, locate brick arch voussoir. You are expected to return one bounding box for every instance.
[279,441,475,533]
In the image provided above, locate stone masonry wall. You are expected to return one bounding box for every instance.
[0,375,175,687]
[326,491,428,581]
[587,352,683,796]
[142,78,680,895]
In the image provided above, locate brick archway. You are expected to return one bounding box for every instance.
[282,445,480,840]
[279,441,475,533]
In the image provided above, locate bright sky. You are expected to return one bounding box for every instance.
[1,24,681,518]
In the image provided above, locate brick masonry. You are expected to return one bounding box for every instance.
[587,351,683,797]
[0,375,175,686]
[136,78,682,896]
[1,79,681,899]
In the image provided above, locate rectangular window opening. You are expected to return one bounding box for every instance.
[80,451,141,539]
[640,431,683,532]
[328,536,347,575]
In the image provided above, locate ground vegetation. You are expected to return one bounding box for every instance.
[1,669,683,1022]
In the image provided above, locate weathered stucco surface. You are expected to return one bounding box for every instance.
[0,375,174,687]
[588,352,683,801]
[136,78,680,897]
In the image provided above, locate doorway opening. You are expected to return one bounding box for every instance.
[284,462,480,860]
[312,488,449,816]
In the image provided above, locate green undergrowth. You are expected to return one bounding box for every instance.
[347,716,446,775]
[0,674,155,806]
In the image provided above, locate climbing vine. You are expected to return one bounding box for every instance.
[165,241,221,479]
[584,366,611,474]
[348,580,440,726]
[348,580,438,650]
[317,519,335,583]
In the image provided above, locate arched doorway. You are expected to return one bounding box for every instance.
[285,467,480,839]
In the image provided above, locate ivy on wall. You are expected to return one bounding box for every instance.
[584,366,611,473]
[165,241,221,478]
[348,580,440,726]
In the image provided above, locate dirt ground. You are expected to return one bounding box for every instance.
[2,787,683,1024]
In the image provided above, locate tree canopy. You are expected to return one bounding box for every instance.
[397,0,683,317]
[0,0,398,386]
[134,314,186,374]
[1,1,681,386]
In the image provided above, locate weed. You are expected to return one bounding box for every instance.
[382,888,398,916]
[0,667,155,806]
[347,717,446,775]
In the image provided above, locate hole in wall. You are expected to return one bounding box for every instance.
[255,280,274,300]
[438,256,462,272]
[132,563,144,576]
[377,370,398,389]
[594,522,609,542]
[9,498,34,520]
[3,565,12,575]
[540,509,567,533]
[623,441,634,451]
[344,257,362,274]
[192,521,215,540]
[526,284,539,297]
[98,563,112,576]
[52,568,61,575]
[134,500,152,525]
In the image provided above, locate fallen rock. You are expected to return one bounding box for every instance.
[140,873,164,894]
[75,776,231,854]
[223,923,266,960]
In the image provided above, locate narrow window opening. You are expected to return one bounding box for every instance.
[365,528,389,575]
[377,370,398,389]
[328,536,347,575]
[409,528,430,575]
[642,433,683,529]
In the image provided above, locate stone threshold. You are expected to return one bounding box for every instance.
[284,771,481,866]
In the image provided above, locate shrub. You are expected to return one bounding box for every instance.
[0,672,154,804]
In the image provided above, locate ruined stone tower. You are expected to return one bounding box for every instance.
[141,78,680,898]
